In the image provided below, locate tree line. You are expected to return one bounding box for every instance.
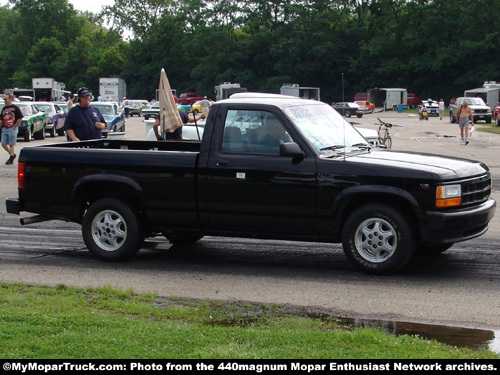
[1,0,499,104]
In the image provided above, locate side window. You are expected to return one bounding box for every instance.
[221,110,292,154]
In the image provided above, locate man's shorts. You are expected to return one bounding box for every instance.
[1,127,19,145]
[458,118,470,128]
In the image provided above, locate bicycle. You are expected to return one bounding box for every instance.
[376,118,393,149]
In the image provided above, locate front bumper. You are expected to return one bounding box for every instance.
[421,198,496,244]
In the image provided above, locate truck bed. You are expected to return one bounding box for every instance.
[17,139,203,229]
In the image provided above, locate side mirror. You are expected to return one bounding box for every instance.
[280,142,304,163]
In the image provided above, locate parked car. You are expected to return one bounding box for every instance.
[55,101,70,114]
[407,93,422,108]
[332,102,365,118]
[353,92,367,102]
[354,100,374,113]
[178,92,204,105]
[177,103,191,112]
[419,99,439,117]
[142,102,160,120]
[129,100,150,117]
[493,102,500,126]
[90,102,125,133]
[449,97,492,123]
[16,102,48,142]
[34,101,66,137]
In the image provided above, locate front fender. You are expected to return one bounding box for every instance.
[332,184,423,233]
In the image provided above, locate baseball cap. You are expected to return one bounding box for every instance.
[77,87,92,98]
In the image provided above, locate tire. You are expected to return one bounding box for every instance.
[34,127,45,140]
[345,111,352,118]
[356,113,363,118]
[486,116,491,124]
[342,204,415,274]
[24,128,32,142]
[49,125,56,138]
[82,198,144,261]
[193,109,199,115]
[449,112,455,123]
[385,136,392,149]
[497,117,500,127]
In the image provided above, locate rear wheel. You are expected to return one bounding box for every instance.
[82,198,144,261]
[342,204,415,274]
[345,111,352,118]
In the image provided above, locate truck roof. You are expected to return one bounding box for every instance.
[224,92,324,108]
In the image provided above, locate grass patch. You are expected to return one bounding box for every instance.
[0,283,498,359]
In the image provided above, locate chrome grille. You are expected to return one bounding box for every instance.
[462,175,491,205]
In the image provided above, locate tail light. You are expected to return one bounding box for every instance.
[18,162,25,189]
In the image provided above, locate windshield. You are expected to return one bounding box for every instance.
[91,104,114,115]
[283,102,369,156]
[36,105,52,112]
[463,98,486,106]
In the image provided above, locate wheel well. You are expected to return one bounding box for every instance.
[75,181,146,220]
[338,193,419,239]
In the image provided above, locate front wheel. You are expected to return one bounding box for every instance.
[342,204,415,274]
[82,198,144,261]
[384,136,392,149]
[356,113,363,118]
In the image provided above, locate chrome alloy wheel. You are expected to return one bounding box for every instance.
[354,217,397,263]
[91,209,127,252]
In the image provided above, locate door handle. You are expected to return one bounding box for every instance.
[216,161,228,167]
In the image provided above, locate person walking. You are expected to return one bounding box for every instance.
[122,97,130,118]
[67,93,75,110]
[438,98,445,120]
[201,96,210,116]
[64,87,106,142]
[456,99,473,145]
[0,93,23,165]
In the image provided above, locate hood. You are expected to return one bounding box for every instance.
[341,150,489,180]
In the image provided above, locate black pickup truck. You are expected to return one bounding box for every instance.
[6,93,496,274]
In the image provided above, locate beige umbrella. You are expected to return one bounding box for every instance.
[158,68,182,136]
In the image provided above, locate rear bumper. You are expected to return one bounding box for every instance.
[421,198,496,244]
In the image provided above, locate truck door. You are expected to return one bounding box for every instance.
[204,107,317,236]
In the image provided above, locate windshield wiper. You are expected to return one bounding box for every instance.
[319,145,345,151]
[351,143,372,150]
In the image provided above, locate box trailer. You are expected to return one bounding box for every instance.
[280,83,320,100]
[32,78,68,101]
[465,87,500,110]
[99,78,126,102]
[368,88,407,110]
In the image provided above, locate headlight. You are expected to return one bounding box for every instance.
[436,184,461,207]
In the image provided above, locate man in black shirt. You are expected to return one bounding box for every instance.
[64,87,106,141]
[0,93,23,165]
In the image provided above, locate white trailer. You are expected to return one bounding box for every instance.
[215,82,247,101]
[280,83,320,100]
[465,87,500,109]
[32,78,68,101]
[367,88,407,110]
[99,78,127,102]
